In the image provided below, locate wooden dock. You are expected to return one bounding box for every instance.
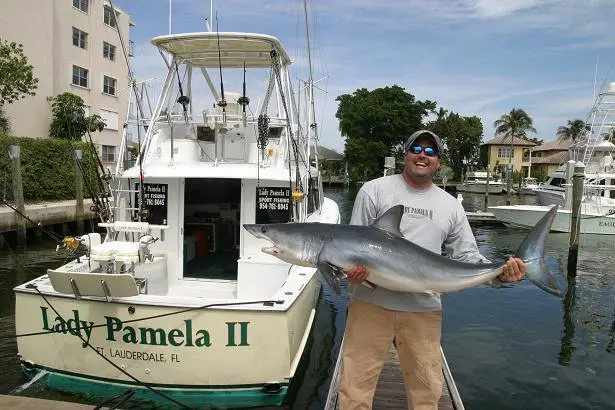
[326,343,464,410]
[0,395,103,409]
[466,211,501,226]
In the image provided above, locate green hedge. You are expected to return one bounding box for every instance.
[0,135,103,202]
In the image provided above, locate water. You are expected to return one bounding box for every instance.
[2,187,615,409]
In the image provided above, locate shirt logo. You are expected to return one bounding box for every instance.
[404,206,433,220]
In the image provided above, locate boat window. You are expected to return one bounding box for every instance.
[269,126,283,139]
[549,177,565,187]
[183,178,241,280]
[196,125,215,142]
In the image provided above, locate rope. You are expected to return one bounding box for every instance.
[24,284,191,409]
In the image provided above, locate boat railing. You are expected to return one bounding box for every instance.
[116,111,300,172]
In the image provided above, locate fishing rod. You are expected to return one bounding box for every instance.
[215,12,227,124]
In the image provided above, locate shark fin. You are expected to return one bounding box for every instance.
[516,205,565,297]
[371,205,404,237]
[317,262,343,295]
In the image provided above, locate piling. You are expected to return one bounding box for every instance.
[484,167,490,211]
[9,145,26,247]
[75,150,84,234]
[567,162,585,273]
[505,164,512,205]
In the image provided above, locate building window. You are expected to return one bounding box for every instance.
[73,0,88,13]
[103,75,117,96]
[72,65,88,88]
[100,109,119,130]
[102,145,116,162]
[103,42,116,61]
[497,147,514,159]
[103,5,117,28]
[72,27,88,49]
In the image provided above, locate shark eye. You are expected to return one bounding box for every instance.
[260,226,267,234]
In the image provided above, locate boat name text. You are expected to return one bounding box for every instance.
[40,307,250,348]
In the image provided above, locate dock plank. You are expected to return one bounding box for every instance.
[373,346,455,410]
[0,395,104,409]
[327,343,461,410]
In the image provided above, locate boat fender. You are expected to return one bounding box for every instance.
[23,360,35,371]
[262,383,282,395]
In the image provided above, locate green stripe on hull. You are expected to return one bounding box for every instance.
[24,366,288,409]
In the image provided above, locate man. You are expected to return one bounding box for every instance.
[338,130,525,410]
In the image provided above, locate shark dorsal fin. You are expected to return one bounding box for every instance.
[370,205,404,237]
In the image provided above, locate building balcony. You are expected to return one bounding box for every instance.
[129,40,135,57]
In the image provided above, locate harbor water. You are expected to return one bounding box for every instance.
[1,186,615,409]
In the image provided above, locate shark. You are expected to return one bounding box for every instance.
[243,204,563,297]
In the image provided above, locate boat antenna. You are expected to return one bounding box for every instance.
[215,12,227,121]
[237,62,250,126]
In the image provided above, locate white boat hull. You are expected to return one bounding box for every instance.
[457,182,505,194]
[489,205,615,235]
[534,189,565,206]
[15,273,320,408]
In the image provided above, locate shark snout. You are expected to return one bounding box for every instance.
[243,224,266,239]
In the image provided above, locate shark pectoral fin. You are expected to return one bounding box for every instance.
[317,262,343,295]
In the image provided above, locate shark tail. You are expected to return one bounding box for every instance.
[515,205,565,297]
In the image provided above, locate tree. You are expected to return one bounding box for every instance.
[49,92,106,140]
[336,86,435,181]
[493,108,537,141]
[426,111,484,180]
[556,119,588,142]
[493,108,536,201]
[0,40,38,106]
[336,85,436,153]
[603,129,615,144]
[0,107,9,134]
[344,138,389,182]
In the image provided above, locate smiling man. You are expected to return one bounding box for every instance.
[338,130,526,410]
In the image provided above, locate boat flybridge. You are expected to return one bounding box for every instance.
[14,31,340,409]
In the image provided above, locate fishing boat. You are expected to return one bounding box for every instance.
[457,171,506,194]
[13,7,340,409]
[490,82,615,234]
[516,177,539,195]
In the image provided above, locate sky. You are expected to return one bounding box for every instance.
[115,0,615,153]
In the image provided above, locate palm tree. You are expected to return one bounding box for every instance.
[493,108,537,140]
[493,108,536,203]
[556,119,588,142]
[0,107,10,134]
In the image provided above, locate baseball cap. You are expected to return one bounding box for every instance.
[404,130,445,156]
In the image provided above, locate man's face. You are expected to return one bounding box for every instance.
[403,136,440,184]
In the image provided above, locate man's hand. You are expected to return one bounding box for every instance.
[498,257,526,282]
[345,265,369,284]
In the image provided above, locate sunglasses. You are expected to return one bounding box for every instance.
[408,144,438,157]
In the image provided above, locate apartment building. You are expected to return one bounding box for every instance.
[0,0,133,166]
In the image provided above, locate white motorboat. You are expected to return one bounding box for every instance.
[490,82,615,234]
[13,10,340,409]
[457,171,506,194]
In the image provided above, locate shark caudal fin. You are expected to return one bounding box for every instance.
[515,205,564,297]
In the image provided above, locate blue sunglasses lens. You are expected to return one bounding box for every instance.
[409,145,437,156]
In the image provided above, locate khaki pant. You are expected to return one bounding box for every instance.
[338,297,443,410]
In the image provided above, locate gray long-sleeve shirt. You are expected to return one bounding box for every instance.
[349,174,489,312]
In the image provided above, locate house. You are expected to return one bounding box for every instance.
[528,137,571,179]
[0,0,134,167]
[480,135,536,177]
